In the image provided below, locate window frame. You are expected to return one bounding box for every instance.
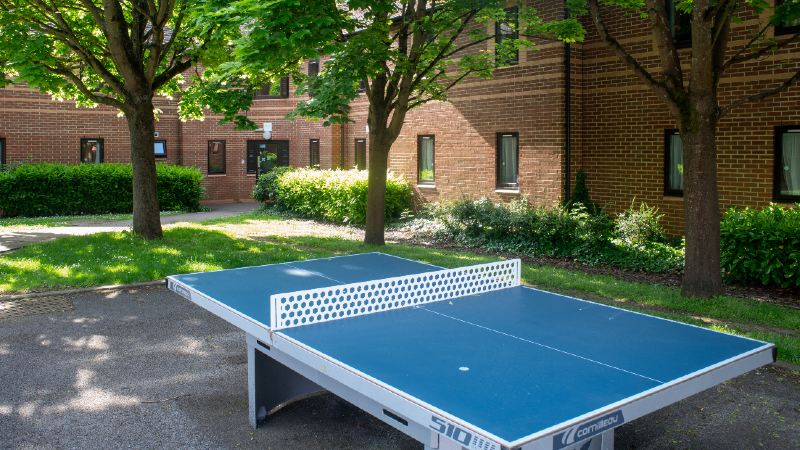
[0,137,5,165]
[664,129,684,197]
[495,6,519,66]
[253,77,290,99]
[417,135,435,185]
[496,132,519,189]
[80,138,104,164]
[208,140,226,175]
[667,0,692,49]
[775,0,800,35]
[355,138,367,170]
[309,139,320,167]
[774,126,800,202]
[154,140,167,158]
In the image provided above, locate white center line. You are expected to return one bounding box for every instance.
[418,306,665,384]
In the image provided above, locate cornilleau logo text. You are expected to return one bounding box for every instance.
[553,411,624,449]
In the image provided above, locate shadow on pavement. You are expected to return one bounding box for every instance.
[0,286,798,449]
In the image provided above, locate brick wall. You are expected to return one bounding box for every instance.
[2,0,798,230]
[576,3,800,233]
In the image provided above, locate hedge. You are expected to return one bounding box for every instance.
[721,204,800,288]
[0,163,204,217]
[253,167,412,225]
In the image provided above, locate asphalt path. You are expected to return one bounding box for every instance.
[1,286,798,449]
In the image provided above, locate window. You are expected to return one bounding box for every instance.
[80,138,104,163]
[664,129,684,196]
[358,80,368,93]
[309,139,320,167]
[776,0,800,35]
[253,77,289,99]
[495,7,519,66]
[308,59,320,78]
[775,126,800,201]
[496,132,519,189]
[355,138,367,170]
[208,140,226,174]
[154,140,167,158]
[0,138,5,166]
[308,59,320,97]
[667,0,692,48]
[417,135,435,185]
[247,140,290,175]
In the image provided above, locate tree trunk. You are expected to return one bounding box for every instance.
[127,101,163,239]
[364,134,390,245]
[679,116,722,297]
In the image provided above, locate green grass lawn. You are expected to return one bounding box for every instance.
[0,211,182,228]
[1,221,798,365]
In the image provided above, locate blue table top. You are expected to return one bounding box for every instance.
[170,253,441,325]
[170,252,769,443]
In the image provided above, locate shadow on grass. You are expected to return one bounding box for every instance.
[0,227,325,292]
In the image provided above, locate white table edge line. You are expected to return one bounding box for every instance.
[506,342,775,448]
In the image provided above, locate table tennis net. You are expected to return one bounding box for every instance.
[270,259,521,330]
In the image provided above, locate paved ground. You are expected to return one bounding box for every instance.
[1,286,799,450]
[0,203,256,253]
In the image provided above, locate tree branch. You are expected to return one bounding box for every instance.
[588,0,670,100]
[720,70,800,117]
[722,29,800,72]
[40,61,126,110]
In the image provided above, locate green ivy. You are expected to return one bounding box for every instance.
[253,167,412,225]
[0,163,204,217]
[721,204,800,288]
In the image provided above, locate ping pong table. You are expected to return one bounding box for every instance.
[166,252,775,450]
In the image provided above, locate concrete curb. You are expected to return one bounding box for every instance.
[0,280,165,301]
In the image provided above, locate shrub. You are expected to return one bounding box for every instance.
[615,201,666,245]
[565,171,599,213]
[721,204,800,288]
[253,166,295,204]
[431,198,683,273]
[255,167,412,225]
[0,163,203,217]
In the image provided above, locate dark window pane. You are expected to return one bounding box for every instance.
[154,140,167,157]
[80,138,103,164]
[776,0,800,35]
[309,139,320,167]
[358,80,367,93]
[355,139,367,170]
[778,128,800,199]
[668,0,692,48]
[0,138,5,166]
[495,7,519,66]
[417,135,435,184]
[496,133,518,188]
[308,59,320,97]
[308,59,319,78]
[254,77,289,99]
[665,130,684,195]
[208,140,226,174]
[246,142,260,174]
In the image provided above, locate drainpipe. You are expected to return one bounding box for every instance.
[563,6,572,202]
[340,120,345,169]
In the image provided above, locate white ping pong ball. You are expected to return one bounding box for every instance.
[459,366,469,372]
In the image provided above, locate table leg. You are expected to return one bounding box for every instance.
[247,335,324,428]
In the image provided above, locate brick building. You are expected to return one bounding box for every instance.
[1,1,798,233]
